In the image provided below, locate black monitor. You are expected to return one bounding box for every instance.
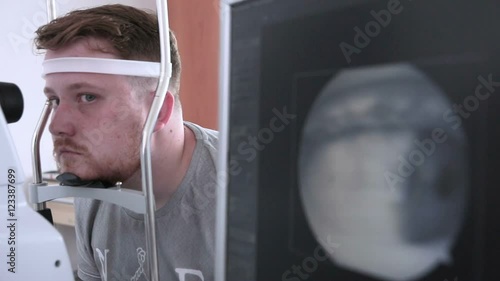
[222,0,500,280]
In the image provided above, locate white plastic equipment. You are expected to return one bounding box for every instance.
[0,85,74,280]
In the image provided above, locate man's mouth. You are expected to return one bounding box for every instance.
[53,138,87,157]
[57,148,82,156]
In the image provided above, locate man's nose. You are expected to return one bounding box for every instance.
[48,102,76,137]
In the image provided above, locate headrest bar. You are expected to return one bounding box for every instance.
[42,57,165,78]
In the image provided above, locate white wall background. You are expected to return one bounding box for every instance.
[1,0,155,179]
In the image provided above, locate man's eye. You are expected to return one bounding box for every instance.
[79,94,97,103]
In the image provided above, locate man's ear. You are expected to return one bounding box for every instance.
[154,91,175,132]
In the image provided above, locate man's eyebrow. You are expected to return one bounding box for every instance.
[67,82,105,91]
[43,83,105,96]
[43,87,55,96]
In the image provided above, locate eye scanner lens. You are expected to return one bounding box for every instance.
[0,82,24,124]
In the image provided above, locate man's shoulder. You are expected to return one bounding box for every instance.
[185,121,218,143]
[184,121,219,162]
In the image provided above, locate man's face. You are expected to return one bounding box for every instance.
[43,37,149,183]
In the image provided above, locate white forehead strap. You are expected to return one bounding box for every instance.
[42,57,170,78]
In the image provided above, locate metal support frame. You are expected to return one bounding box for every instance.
[215,1,232,281]
[29,1,172,280]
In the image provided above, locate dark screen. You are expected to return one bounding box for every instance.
[226,0,500,280]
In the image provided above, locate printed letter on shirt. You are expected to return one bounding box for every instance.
[131,248,148,281]
[95,248,110,281]
[175,268,204,281]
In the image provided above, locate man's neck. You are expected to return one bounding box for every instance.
[121,116,196,209]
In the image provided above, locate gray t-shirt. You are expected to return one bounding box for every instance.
[75,122,218,281]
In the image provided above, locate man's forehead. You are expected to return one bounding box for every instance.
[44,37,118,60]
[43,79,112,95]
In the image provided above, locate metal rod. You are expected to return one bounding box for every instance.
[31,101,52,210]
[141,0,172,280]
[31,0,56,210]
[215,1,231,280]
[32,185,147,213]
[46,0,57,21]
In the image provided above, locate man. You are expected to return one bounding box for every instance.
[35,4,218,281]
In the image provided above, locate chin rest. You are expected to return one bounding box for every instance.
[56,172,115,188]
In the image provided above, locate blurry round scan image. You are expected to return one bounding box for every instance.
[298,64,469,281]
